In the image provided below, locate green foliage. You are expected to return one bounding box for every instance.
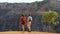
[42,10,59,25]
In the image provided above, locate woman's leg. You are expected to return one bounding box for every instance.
[22,24,25,32]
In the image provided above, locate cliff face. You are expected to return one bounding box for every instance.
[0,1,60,32]
[0,1,48,31]
[49,0,60,11]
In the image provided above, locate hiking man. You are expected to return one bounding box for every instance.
[27,14,32,32]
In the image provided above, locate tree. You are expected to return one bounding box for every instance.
[42,10,59,32]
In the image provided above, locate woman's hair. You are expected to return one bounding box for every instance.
[21,14,24,16]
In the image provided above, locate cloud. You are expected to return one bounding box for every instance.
[0,0,43,3]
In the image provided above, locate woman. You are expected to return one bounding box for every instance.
[20,14,26,32]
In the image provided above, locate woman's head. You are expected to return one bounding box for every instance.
[21,14,25,17]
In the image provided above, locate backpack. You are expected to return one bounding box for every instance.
[29,16,32,21]
[21,16,26,23]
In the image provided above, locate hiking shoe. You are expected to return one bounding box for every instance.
[28,30,31,32]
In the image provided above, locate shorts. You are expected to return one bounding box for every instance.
[21,22,26,25]
[27,21,31,27]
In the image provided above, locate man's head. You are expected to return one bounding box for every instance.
[29,13,31,16]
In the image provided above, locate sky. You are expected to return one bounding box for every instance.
[0,0,43,3]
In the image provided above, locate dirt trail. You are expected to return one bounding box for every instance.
[0,31,58,34]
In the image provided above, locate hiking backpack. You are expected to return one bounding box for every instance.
[29,16,32,21]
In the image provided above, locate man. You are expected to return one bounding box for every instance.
[20,14,26,32]
[27,14,32,32]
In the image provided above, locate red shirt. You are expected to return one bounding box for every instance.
[21,16,26,23]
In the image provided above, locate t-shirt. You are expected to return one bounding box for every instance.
[21,16,26,23]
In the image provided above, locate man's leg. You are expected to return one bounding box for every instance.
[27,22,31,32]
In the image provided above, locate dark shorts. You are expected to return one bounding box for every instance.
[21,22,26,25]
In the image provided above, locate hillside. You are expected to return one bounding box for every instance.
[0,0,60,33]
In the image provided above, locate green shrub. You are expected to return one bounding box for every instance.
[42,10,59,25]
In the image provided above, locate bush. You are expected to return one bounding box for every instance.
[42,10,59,25]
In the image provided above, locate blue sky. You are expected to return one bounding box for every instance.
[0,0,43,3]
